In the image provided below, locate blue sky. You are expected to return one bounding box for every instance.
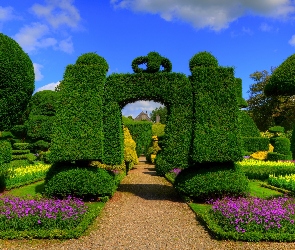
[1,0,295,118]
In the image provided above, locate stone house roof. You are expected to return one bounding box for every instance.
[134,111,151,121]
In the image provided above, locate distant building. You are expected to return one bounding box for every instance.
[134,111,151,121]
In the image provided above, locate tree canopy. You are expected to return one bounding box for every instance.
[247,69,295,131]
[149,106,167,124]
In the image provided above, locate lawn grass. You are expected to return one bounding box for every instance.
[248,181,283,199]
[4,180,44,197]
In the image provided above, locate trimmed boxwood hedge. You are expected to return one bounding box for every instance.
[124,121,152,157]
[0,33,34,131]
[50,51,244,179]
[44,163,116,200]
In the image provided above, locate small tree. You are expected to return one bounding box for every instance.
[150,106,167,124]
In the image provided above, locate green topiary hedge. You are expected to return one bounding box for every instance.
[190,53,243,163]
[43,163,116,200]
[174,163,249,201]
[124,121,152,156]
[0,141,12,164]
[49,53,107,163]
[0,33,34,131]
[49,51,244,184]
[241,137,269,153]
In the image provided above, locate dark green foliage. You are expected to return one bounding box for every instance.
[0,33,35,131]
[265,54,295,96]
[238,111,260,138]
[269,126,285,134]
[49,53,107,163]
[235,78,248,108]
[272,137,291,155]
[13,143,30,150]
[267,152,292,161]
[0,141,12,163]
[10,125,26,139]
[30,140,50,152]
[0,132,14,141]
[237,162,295,180]
[191,65,243,163]
[189,51,218,71]
[43,163,115,199]
[150,106,167,124]
[174,163,249,201]
[124,121,152,156]
[26,115,54,141]
[241,137,269,153]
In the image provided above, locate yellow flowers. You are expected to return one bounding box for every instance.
[238,159,295,168]
[123,126,138,166]
[7,163,51,179]
[269,174,295,183]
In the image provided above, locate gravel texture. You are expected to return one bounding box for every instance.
[1,157,295,249]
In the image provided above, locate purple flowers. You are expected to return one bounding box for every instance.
[0,195,88,230]
[170,168,182,176]
[209,196,295,233]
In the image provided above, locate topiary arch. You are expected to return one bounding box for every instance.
[49,51,243,176]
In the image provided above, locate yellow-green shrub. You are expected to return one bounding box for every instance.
[250,144,274,160]
[123,126,138,167]
[152,123,165,137]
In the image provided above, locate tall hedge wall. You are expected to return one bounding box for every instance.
[49,51,243,176]
[103,71,193,173]
[49,53,108,163]
[191,63,243,163]
[124,121,152,157]
[0,33,35,131]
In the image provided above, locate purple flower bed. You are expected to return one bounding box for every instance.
[0,195,88,231]
[170,168,182,176]
[209,196,295,233]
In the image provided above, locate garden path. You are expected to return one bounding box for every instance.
[1,157,295,249]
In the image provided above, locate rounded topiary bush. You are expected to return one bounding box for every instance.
[174,163,249,201]
[76,52,109,72]
[44,163,115,200]
[189,51,218,71]
[0,33,35,131]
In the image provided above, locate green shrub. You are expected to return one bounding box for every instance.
[237,160,295,180]
[269,126,285,134]
[124,121,152,156]
[11,153,36,163]
[44,163,116,200]
[152,123,165,137]
[267,152,292,161]
[0,141,12,164]
[0,33,34,131]
[235,78,248,108]
[174,163,249,201]
[13,143,30,150]
[12,150,30,155]
[241,137,269,153]
[30,140,50,152]
[189,51,218,70]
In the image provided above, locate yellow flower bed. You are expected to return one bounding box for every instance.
[250,144,274,161]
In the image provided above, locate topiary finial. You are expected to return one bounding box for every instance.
[189,51,218,72]
[76,52,109,72]
[132,52,172,73]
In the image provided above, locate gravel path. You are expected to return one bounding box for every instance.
[1,157,295,249]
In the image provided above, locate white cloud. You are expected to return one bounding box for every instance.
[14,22,58,53]
[36,81,60,92]
[122,101,163,117]
[58,36,74,54]
[260,22,272,32]
[289,35,295,46]
[0,6,15,21]
[111,0,295,31]
[31,0,81,29]
[33,63,44,81]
